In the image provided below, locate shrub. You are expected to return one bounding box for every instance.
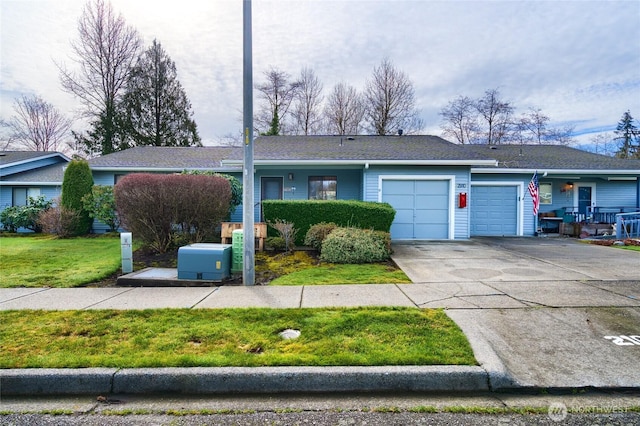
[268,219,298,252]
[263,200,395,245]
[182,170,242,218]
[61,159,94,235]
[81,185,120,232]
[266,237,286,251]
[115,173,232,253]
[0,196,53,233]
[38,204,82,238]
[304,222,338,251]
[320,227,392,264]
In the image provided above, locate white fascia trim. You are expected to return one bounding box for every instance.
[0,181,63,186]
[472,168,640,175]
[223,159,498,167]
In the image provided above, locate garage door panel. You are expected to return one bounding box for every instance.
[391,223,414,240]
[384,181,415,194]
[394,209,414,223]
[382,179,450,239]
[471,185,518,236]
[415,224,449,239]
[416,194,448,205]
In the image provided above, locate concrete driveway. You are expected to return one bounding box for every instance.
[391,237,640,389]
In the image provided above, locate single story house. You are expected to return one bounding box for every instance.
[0,151,70,211]
[87,135,640,240]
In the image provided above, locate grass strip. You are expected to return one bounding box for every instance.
[270,263,411,285]
[0,235,122,288]
[0,307,475,368]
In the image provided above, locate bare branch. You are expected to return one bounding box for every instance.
[364,58,424,135]
[324,82,366,135]
[7,95,73,152]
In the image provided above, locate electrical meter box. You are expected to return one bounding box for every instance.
[177,243,232,281]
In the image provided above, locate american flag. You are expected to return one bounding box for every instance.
[528,172,539,215]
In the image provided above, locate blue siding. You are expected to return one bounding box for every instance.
[251,167,363,222]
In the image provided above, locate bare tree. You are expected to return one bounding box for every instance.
[588,133,617,156]
[58,0,141,155]
[254,67,300,135]
[364,58,424,135]
[517,108,550,144]
[216,131,243,147]
[439,95,479,144]
[476,88,514,145]
[545,124,575,146]
[291,67,324,135]
[324,82,366,135]
[6,95,72,152]
[0,119,15,150]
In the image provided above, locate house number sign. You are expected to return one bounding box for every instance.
[604,335,640,346]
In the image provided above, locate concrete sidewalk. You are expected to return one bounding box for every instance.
[1,237,639,396]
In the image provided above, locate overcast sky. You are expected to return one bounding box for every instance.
[1,0,639,148]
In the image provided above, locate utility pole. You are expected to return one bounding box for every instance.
[242,0,255,285]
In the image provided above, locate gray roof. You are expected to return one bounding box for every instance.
[88,146,239,170]
[2,163,66,183]
[226,135,496,163]
[464,144,640,171]
[85,139,640,173]
[1,151,69,184]
[0,151,68,167]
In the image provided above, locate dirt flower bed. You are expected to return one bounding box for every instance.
[588,239,640,246]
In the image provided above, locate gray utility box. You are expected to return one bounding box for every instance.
[177,243,232,281]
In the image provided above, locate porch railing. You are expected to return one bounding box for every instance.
[616,212,640,239]
[562,206,638,224]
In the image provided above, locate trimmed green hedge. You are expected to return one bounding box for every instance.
[262,200,395,245]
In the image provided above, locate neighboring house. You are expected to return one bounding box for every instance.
[87,136,640,240]
[88,146,241,233]
[0,151,70,218]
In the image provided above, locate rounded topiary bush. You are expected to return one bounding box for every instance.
[304,222,338,251]
[320,227,391,264]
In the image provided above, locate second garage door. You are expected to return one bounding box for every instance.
[470,185,518,236]
[382,179,450,240]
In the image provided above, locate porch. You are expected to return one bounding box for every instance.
[539,206,640,238]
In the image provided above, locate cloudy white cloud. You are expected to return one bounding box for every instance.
[1,0,639,148]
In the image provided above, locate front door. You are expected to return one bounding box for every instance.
[575,183,596,220]
[261,177,283,220]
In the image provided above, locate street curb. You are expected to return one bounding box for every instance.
[1,366,490,396]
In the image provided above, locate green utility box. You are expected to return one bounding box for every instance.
[231,229,243,274]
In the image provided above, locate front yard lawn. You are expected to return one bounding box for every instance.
[0,235,410,287]
[0,307,476,368]
[0,235,122,288]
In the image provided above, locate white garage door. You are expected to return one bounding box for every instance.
[382,179,449,239]
[470,185,518,236]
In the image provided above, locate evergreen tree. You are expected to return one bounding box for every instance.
[120,39,201,147]
[614,110,640,159]
[61,159,94,235]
